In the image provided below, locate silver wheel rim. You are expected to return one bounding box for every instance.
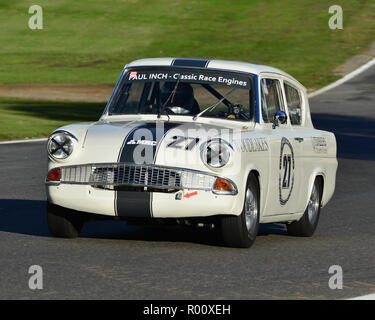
[244,187,258,234]
[307,184,319,225]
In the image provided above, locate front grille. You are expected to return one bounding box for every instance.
[92,166,181,189]
[59,163,217,191]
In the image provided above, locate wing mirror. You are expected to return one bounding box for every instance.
[273,111,287,129]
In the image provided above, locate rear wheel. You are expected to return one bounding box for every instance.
[47,202,84,238]
[287,178,322,237]
[221,173,260,248]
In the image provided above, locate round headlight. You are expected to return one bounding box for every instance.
[47,132,74,160]
[202,140,231,168]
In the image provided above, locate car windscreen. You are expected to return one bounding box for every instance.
[108,68,255,121]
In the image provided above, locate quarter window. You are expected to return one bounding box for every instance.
[284,82,302,125]
[261,78,282,123]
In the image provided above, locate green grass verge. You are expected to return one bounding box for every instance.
[1,0,375,89]
[0,97,105,140]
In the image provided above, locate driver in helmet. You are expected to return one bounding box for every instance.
[160,82,200,115]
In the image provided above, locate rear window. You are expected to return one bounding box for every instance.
[284,82,302,125]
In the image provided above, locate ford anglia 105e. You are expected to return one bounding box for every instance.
[45,58,337,248]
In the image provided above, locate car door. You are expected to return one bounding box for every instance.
[282,80,321,213]
[259,75,302,216]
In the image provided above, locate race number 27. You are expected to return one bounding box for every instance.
[282,154,292,189]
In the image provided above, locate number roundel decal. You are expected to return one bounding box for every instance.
[279,137,295,205]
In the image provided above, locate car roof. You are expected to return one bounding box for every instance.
[125,57,304,89]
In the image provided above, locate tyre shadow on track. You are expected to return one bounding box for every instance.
[312,113,375,161]
[0,199,289,246]
[0,199,225,246]
[83,221,226,247]
[80,222,289,246]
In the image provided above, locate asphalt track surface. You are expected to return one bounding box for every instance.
[0,67,374,300]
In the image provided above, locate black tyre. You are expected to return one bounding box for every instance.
[46,202,84,238]
[221,173,260,248]
[287,178,322,237]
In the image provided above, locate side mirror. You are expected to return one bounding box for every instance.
[273,111,288,129]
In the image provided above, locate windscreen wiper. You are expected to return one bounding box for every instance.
[193,87,236,121]
[158,74,181,119]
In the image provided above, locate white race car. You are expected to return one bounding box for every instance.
[45,58,337,248]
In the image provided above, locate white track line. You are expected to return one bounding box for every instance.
[308,57,375,98]
[348,293,375,300]
[1,57,375,145]
[0,138,47,145]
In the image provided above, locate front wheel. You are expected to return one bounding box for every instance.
[286,178,322,237]
[221,173,260,248]
[46,202,84,238]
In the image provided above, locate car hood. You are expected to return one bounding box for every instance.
[54,119,244,171]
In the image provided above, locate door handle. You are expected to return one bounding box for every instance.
[294,137,304,143]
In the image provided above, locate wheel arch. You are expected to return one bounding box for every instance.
[315,174,324,200]
[235,164,265,218]
[246,168,262,216]
[305,171,325,211]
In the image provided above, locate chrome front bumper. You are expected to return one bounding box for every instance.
[46,163,238,195]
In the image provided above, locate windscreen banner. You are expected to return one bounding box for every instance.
[125,69,251,89]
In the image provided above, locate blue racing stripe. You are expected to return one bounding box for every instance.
[115,122,180,217]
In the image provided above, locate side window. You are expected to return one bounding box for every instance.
[261,78,282,123]
[284,82,302,125]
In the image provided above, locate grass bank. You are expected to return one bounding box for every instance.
[1,0,375,89]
